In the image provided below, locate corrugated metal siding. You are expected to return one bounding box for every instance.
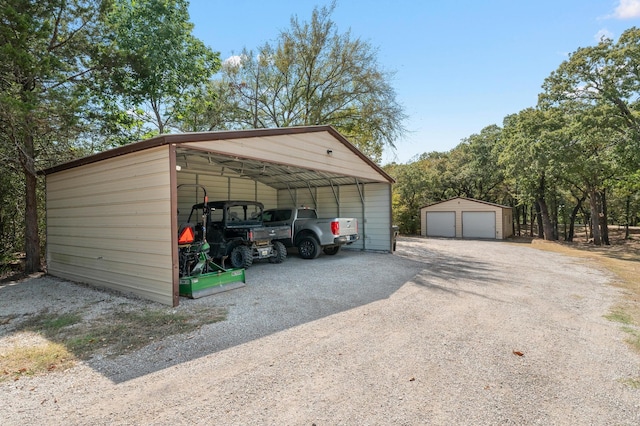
[46,146,174,305]
[275,183,390,251]
[362,183,392,251]
[420,198,511,239]
[277,186,317,209]
[176,172,278,222]
[316,186,339,217]
[181,132,384,182]
[338,184,365,250]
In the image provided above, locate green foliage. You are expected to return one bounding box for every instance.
[205,2,405,162]
[104,0,221,137]
[0,0,112,272]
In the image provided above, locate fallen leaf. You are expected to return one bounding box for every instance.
[512,350,524,357]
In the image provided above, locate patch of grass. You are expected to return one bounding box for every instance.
[621,326,640,352]
[1,342,75,382]
[619,377,640,389]
[21,312,82,334]
[605,309,635,325]
[2,305,227,379]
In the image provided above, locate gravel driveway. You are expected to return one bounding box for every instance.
[2,237,639,425]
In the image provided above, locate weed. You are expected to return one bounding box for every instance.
[620,377,640,389]
[1,305,227,379]
[605,309,634,325]
[621,326,640,352]
[0,342,75,382]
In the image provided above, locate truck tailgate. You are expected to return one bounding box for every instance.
[337,218,358,236]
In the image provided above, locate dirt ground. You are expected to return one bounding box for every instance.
[1,237,640,425]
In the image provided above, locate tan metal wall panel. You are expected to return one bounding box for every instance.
[46,146,174,305]
[181,132,386,182]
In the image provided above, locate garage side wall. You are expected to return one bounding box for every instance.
[502,209,514,238]
[46,146,174,305]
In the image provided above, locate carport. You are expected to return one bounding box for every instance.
[420,197,513,239]
[42,126,395,306]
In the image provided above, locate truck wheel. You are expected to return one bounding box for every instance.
[269,241,287,264]
[297,236,320,259]
[322,246,341,256]
[230,245,253,269]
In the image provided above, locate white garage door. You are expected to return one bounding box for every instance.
[426,211,455,237]
[462,211,496,239]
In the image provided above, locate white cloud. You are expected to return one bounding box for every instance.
[594,28,614,42]
[612,0,640,19]
[223,55,243,68]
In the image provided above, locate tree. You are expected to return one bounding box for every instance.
[105,0,221,138]
[385,161,431,234]
[210,2,405,162]
[540,28,640,244]
[499,108,567,241]
[0,0,110,273]
[446,125,506,201]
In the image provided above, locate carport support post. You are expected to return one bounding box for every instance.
[286,184,296,206]
[329,179,341,216]
[170,144,180,307]
[356,179,365,250]
[306,182,318,210]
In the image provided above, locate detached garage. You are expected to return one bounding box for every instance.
[420,197,513,240]
[42,126,395,306]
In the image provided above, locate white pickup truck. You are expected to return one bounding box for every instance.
[261,207,359,259]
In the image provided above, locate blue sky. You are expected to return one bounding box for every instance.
[188,0,640,164]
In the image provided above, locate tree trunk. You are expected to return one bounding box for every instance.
[537,197,556,241]
[530,204,535,237]
[567,196,585,242]
[550,195,559,240]
[588,188,602,245]
[600,190,610,245]
[21,133,41,273]
[625,195,631,239]
[535,202,543,238]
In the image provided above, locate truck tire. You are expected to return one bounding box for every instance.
[322,245,341,256]
[269,241,287,264]
[230,245,253,269]
[297,236,320,259]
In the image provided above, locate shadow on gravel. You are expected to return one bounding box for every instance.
[87,250,431,382]
[1,239,499,384]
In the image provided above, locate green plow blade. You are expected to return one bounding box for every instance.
[179,268,246,299]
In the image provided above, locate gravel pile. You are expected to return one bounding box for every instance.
[1,237,639,425]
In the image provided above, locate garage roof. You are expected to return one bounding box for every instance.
[41,126,394,190]
[420,197,511,210]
